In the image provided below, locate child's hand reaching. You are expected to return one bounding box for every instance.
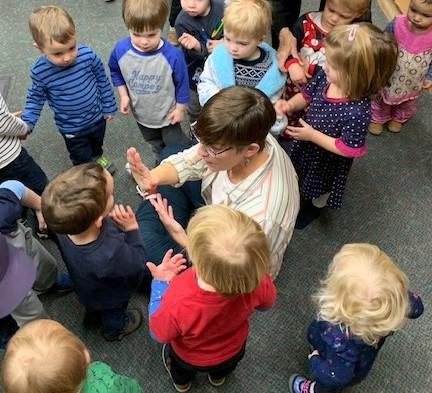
[150,193,188,248]
[288,62,309,86]
[119,95,130,114]
[104,114,114,121]
[178,33,201,51]
[308,349,320,359]
[274,99,295,116]
[110,204,139,231]
[285,118,316,141]
[35,209,47,232]
[422,79,432,94]
[146,249,187,282]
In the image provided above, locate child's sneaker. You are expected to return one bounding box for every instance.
[289,374,315,393]
[270,114,288,137]
[162,344,192,392]
[103,308,142,341]
[368,122,384,135]
[208,374,226,387]
[36,227,49,240]
[95,155,116,174]
[387,120,402,133]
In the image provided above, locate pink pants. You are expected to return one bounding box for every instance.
[371,94,417,124]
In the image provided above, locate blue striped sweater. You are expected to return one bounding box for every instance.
[22,44,117,134]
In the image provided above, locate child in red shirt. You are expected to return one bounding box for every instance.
[147,203,276,392]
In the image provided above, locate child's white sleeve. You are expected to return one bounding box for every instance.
[197,55,220,107]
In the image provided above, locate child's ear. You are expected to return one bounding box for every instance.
[33,42,43,53]
[245,143,260,158]
[84,349,91,365]
[95,215,104,229]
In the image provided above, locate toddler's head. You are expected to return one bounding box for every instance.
[223,0,271,60]
[321,0,370,30]
[2,319,89,393]
[186,204,270,296]
[180,0,211,18]
[42,163,114,235]
[407,0,432,32]
[29,5,77,67]
[323,23,397,99]
[122,0,169,52]
[315,243,410,346]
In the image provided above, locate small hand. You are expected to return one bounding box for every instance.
[11,111,22,117]
[288,63,309,86]
[109,204,138,231]
[120,95,130,115]
[146,249,187,281]
[35,209,47,231]
[422,79,432,94]
[150,193,184,235]
[126,147,158,191]
[274,99,294,116]
[285,118,316,141]
[178,33,201,51]
[104,114,114,121]
[308,349,320,359]
[18,132,29,140]
[167,107,184,125]
[206,39,222,53]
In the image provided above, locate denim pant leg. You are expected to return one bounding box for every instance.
[161,123,192,148]
[99,303,129,337]
[137,123,165,158]
[0,148,48,195]
[0,315,19,350]
[88,118,106,159]
[62,119,106,165]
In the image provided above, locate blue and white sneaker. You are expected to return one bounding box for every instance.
[289,374,315,393]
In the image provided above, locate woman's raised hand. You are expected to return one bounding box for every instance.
[126,147,158,191]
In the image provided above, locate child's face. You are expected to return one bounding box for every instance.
[224,30,262,61]
[129,28,162,52]
[40,36,78,67]
[102,169,114,217]
[180,0,211,17]
[407,0,432,31]
[321,0,362,31]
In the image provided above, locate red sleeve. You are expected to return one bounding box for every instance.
[255,274,277,310]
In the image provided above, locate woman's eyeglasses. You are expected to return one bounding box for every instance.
[190,122,232,158]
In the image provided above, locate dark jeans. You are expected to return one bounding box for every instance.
[0,148,48,195]
[0,315,19,350]
[270,0,301,49]
[62,118,106,165]
[168,342,246,385]
[86,302,128,337]
[136,144,204,265]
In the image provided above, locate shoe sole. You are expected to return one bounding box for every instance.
[288,374,298,393]
[207,374,226,386]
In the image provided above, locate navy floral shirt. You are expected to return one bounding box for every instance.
[307,291,424,388]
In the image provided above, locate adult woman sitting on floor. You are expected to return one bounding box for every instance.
[127,86,299,280]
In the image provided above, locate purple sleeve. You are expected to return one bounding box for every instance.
[301,68,325,103]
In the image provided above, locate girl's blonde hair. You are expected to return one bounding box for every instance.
[187,205,270,296]
[325,23,398,99]
[223,0,272,40]
[315,243,410,346]
[2,320,88,393]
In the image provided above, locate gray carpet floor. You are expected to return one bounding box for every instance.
[0,1,430,392]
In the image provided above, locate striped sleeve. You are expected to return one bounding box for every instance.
[90,50,117,114]
[0,95,28,137]
[21,69,47,130]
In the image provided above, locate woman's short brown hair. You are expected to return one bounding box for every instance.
[194,86,276,151]
[325,23,398,99]
[187,204,270,296]
[42,163,108,235]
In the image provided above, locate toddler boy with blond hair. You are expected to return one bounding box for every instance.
[2,319,143,393]
[21,6,117,172]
